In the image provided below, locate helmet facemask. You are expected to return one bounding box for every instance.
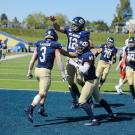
[128,37,135,48]
[71,22,79,32]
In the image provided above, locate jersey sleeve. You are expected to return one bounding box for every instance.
[63,26,70,34]
[34,41,39,48]
[83,53,94,62]
[53,42,62,49]
[80,31,90,41]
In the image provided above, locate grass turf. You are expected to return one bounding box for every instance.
[0,54,129,92]
[0,90,135,135]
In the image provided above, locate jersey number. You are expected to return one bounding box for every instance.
[39,47,46,62]
[104,49,111,58]
[68,37,78,50]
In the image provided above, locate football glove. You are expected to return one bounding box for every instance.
[27,70,33,79]
[68,59,78,68]
[48,16,56,22]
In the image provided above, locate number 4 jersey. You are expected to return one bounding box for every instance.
[35,40,62,70]
[64,27,90,52]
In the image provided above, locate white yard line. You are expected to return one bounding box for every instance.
[1,53,32,61]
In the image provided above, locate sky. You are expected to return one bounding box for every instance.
[0,0,135,26]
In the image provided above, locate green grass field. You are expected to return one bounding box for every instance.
[0,28,132,92]
[0,54,129,92]
[2,28,134,46]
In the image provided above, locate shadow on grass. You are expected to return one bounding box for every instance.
[97,112,135,124]
[95,103,125,108]
[34,116,89,127]
[34,112,135,127]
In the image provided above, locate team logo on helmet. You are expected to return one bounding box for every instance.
[76,40,89,54]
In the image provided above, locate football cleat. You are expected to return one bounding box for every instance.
[84,119,99,126]
[24,107,33,123]
[38,107,48,117]
[107,113,117,120]
[115,85,123,95]
[87,98,94,109]
[71,101,79,109]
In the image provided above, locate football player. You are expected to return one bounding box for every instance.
[2,38,8,59]
[68,39,116,126]
[0,40,3,60]
[24,28,74,123]
[49,16,93,108]
[95,37,117,89]
[123,37,135,102]
[115,39,128,94]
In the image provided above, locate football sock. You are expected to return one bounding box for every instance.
[118,78,123,87]
[33,94,41,105]
[81,102,94,119]
[69,86,77,101]
[129,85,135,99]
[99,99,113,115]
[72,84,80,98]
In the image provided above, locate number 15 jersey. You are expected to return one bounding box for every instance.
[35,40,62,70]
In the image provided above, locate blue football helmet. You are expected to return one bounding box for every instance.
[76,40,89,54]
[44,28,58,41]
[128,37,135,48]
[71,17,85,32]
[107,37,114,47]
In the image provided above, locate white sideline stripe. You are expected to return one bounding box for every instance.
[0,88,69,93]
[1,53,32,61]
[0,88,129,95]
[0,79,65,82]
[0,79,119,84]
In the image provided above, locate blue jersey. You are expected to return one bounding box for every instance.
[64,27,90,52]
[0,42,2,49]
[35,40,62,70]
[125,46,135,70]
[77,51,97,81]
[100,44,117,62]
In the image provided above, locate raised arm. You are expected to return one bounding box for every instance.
[48,16,65,33]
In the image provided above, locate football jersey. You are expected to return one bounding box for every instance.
[100,44,117,63]
[35,40,62,69]
[77,50,97,81]
[64,27,90,52]
[0,42,2,49]
[125,46,135,70]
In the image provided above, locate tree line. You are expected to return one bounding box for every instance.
[0,0,133,32]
